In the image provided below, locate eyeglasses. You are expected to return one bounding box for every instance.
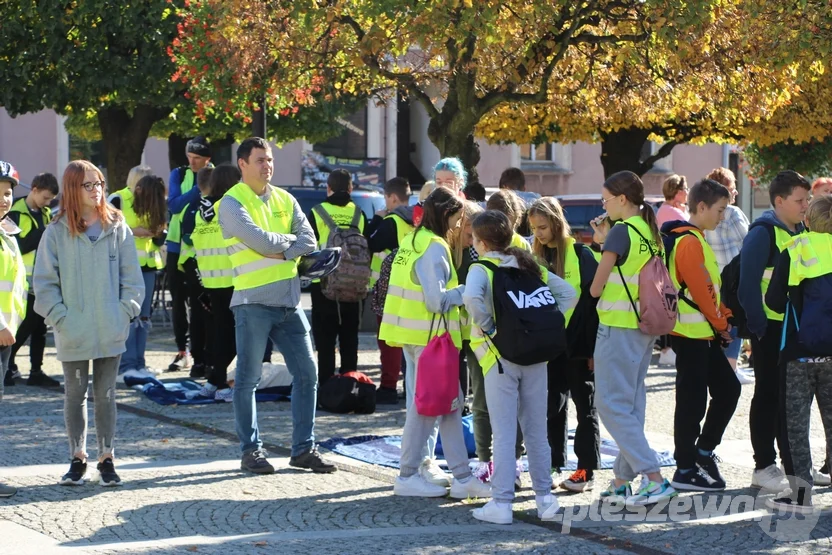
[601,195,616,206]
[82,181,105,192]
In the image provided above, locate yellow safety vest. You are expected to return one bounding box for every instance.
[311,201,365,284]
[510,233,531,252]
[786,232,832,286]
[167,167,195,245]
[0,234,28,336]
[597,216,658,329]
[370,213,413,289]
[192,199,232,289]
[224,182,298,290]
[762,225,802,322]
[668,228,721,339]
[378,229,462,349]
[9,198,51,279]
[468,256,549,375]
[559,237,582,327]
[114,189,164,270]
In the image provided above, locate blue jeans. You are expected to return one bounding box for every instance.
[120,271,156,372]
[232,303,318,456]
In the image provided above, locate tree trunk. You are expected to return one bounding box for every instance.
[427,116,481,185]
[97,105,169,193]
[168,133,189,171]
[599,127,678,179]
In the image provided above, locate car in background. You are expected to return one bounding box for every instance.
[283,186,386,221]
[555,194,664,245]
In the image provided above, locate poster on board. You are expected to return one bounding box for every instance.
[301,151,386,189]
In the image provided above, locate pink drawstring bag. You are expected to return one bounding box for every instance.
[415,315,460,417]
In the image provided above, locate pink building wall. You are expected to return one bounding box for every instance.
[0,109,62,185]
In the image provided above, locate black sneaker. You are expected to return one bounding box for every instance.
[289,447,337,474]
[97,458,121,486]
[766,496,815,515]
[820,461,829,475]
[27,370,61,388]
[241,449,275,474]
[189,363,206,379]
[167,352,192,372]
[670,467,725,492]
[375,387,399,405]
[3,369,15,387]
[59,458,87,486]
[696,452,727,488]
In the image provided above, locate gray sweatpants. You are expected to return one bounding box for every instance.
[594,324,660,481]
[403,345,440,461]
[399,344,472,481]
[62,357,120,460]
[484,359,552,502]
[783,359,832,503]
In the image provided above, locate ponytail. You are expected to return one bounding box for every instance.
[640,204,662,251]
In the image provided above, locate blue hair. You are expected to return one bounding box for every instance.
[434,157,468,187]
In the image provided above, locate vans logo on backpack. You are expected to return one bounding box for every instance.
[507,287,556,309]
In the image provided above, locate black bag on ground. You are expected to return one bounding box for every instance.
[318,373,376,414]
[476,260,567,367]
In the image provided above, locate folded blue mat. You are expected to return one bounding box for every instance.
[124,374,291,406]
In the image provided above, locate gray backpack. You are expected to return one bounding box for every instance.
[313,205,371,302]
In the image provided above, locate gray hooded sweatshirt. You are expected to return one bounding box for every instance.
[33,216,144,362]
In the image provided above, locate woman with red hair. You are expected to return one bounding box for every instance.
[811,177,832,198]
[34,160,144,487]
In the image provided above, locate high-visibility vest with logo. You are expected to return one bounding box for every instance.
[167,167,195,245]
[9,198,51,279]
[115,189,164,270]
[192,199,232,289]
[468,256,548,375]
[0,234,27,335]
[668,229,721,339]
[786,232,832,286]
[378,229,461,348]
[311,201,365,284]
[762,225,802,322]
[224,183,298,290]
[370,213,413,289]
[597,216,657,329]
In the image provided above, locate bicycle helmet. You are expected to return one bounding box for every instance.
[0,161,19,187]
[298,248,342,280]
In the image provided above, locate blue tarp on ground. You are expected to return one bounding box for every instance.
[123,374,291,406]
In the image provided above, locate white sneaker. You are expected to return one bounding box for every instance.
[394,474,447,497]
[814,467,831,487]
[752,464,790,492]
[419,459,451,487]
[536,494,561,520]
[450,477,492,499]
[215,388,234,402]
[472,500,512,525]
[735,369,755,385]
[625,478,677,506]
[140,366,161,376]
[658,349,676,367]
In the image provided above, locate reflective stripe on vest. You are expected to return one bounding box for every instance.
[597,216,657,329]
[191,201,234,289]
[668,228,721,339]
[468,256,549,375]
[787,233,832,286]
[0,234,28,336]
[10,198,51,279]
[167,168,195,245]
[762,226,802,322]
[114,188,164,270]
[378,229,461,349]
[369,214,414,288]
[223,183,298,290]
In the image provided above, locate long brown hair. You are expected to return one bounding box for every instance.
[133,175,167,235]
[55,160,120,236]
[603,171,661,247]
[414,186,463,251]
[528,197,571,278]
[449,200,483,268]
[472,210,540,279]
[208,164,242,198]
[486,189,523,230]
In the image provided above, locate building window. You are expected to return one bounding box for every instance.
[520,143,571,171]
[314,105,368,159]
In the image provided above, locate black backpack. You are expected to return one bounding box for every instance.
[476,260,567,370]
[564,243,599,360]
[318,373,376,414]
[720,223,776,339]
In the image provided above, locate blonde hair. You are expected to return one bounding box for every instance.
[419,181,436,203]
[126,165,153,192]
[528,197,572,277]
[662,174,687,201]
[449,200,483,268]
[806,195,832,234]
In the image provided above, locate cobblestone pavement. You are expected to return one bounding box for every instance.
[1,297,831,553]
